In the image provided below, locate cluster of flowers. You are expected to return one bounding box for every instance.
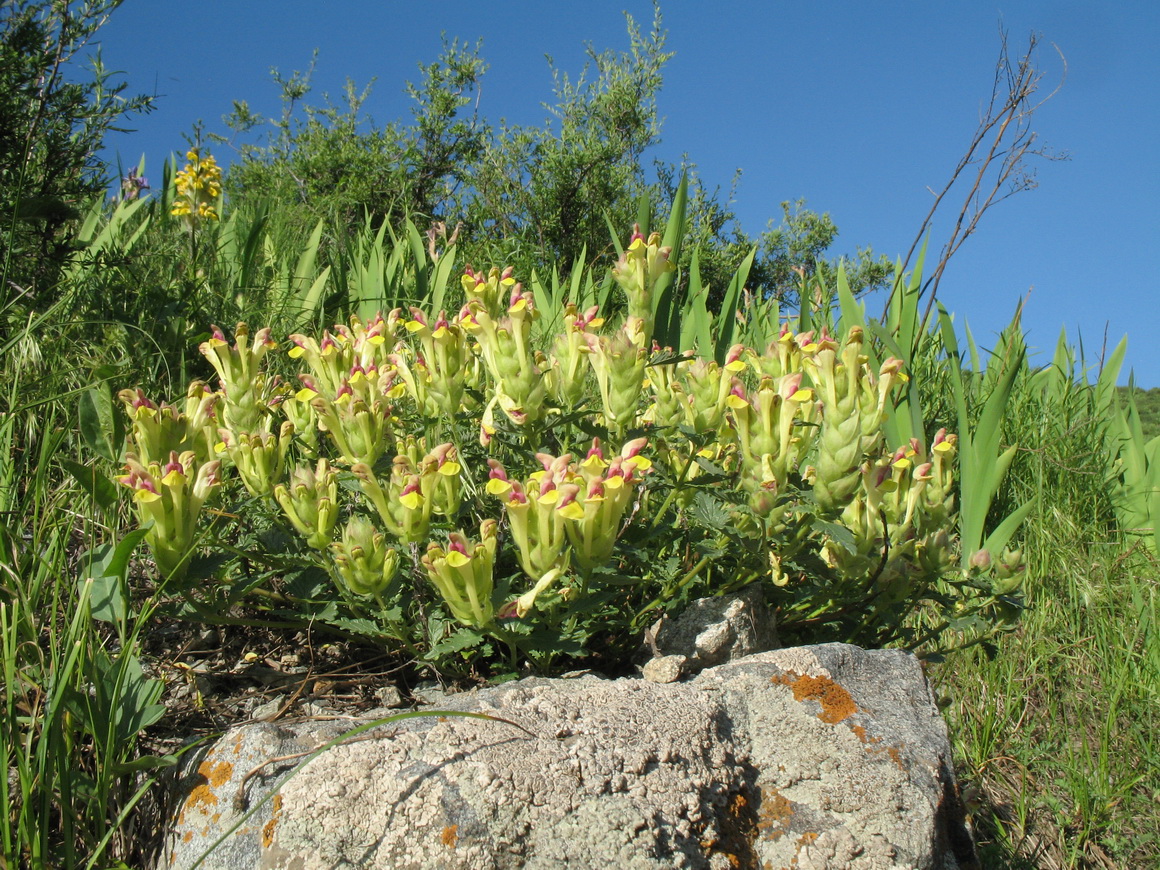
[170,148,222,225]
[116,227,1005,641]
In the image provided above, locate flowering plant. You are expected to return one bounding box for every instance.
[109,225,1022,674]
[170,147,222,228]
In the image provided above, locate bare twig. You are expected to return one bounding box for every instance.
[890,26,1068,327]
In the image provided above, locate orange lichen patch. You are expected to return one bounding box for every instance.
[262,794,284,849]
[849,718,908,770]
[886,745,905,770]
[441,824,459,848]
[849,723,879,744]
[755,786,793,841]
[729,792,749,817]
[178,758,235,824]
[781,830,822,868]
[771,671,860,724]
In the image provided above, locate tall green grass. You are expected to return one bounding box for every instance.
[0,308,178,868]
[931,331,1160,867]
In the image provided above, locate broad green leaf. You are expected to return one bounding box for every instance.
[293,266,331,332]
[61,458,118,510]
[680,247,709,355]
[82,529,148,625]
[429,244,458,316]
[714,246,755,365]
[836,261,866,336]
[79,385,124,463]
[407,219,429,302]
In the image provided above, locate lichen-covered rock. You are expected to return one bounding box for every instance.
[157,644,976,870]
[649,583,778,672]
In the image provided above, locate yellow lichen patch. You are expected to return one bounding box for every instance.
[755,786,793,841]
[771,671,861,724]
[262,794,284,849]
[441,824,459,848]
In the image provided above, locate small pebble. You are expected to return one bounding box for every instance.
[375,685,404,708]
[642,655,687,684]
[252,696,285,720]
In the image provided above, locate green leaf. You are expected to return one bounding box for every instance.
[79,385,124,463]
[330,617,392,639]
[713,246,755,365]
[690,492,732,530]
[106,653,167,739]
[286,566,330,600]
[836,261,866,335]
[680,247,709,355]
[603,211,625,258]
[429,243,457,316]
[407,218,429,302]
[185,552,231,583]
[812,519,858,555]
[83,528,149,625]
[981,500,1035,559]
[293,266,331,332]
[88,571,126,626]
[425,628,486,658]
[652,174,688,350]
[61,458,119,510]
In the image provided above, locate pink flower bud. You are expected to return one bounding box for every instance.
[969,549,992,571]
[620,437,648,460]
[162,451,185,477]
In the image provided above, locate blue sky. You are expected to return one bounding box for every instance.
[92,1,1159,385]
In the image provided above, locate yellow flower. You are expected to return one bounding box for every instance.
[171,147,224,226]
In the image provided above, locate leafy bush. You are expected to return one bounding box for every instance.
[0,0,152,311]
